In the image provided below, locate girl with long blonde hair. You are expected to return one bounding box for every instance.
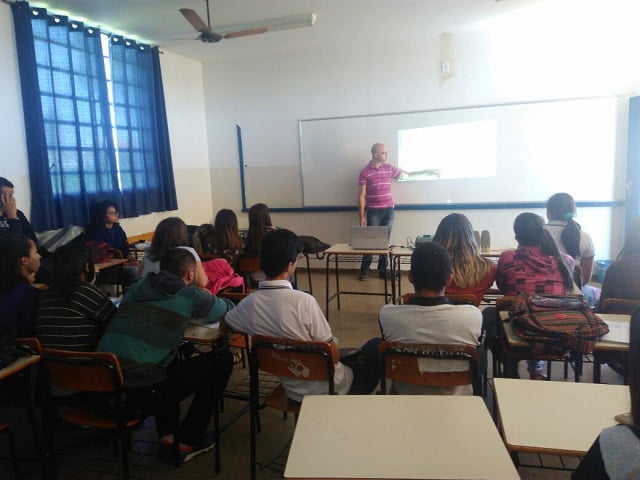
[432,213,496,305]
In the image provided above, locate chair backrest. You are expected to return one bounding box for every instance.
[218,291,249,305]
[16,337,42,354]
[41,348,124,393]
[238,255,261,273]
[250,335,339,394]
[401,293,478,306]
[598,298,640,315]
[379,341,481,395]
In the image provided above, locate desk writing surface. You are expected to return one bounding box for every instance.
[597,314,630,345]
[95,258,127,272]
[494,378,629,455]
[500,312,630,350]
[183,323,223,343]
[0,355,40,381]
[325,243,390,256]
[284,395,519,480]
[390,246,413,256]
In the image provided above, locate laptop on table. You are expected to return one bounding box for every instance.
[350,226,389,250]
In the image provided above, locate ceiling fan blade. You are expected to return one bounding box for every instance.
[179,8,212,34]
[223,27,268,39]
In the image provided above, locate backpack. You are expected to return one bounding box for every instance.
[298,235,330,255]
[508,293,609,357]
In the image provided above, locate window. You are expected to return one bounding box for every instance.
[11,2,176,231]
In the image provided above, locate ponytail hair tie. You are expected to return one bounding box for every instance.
[563,212,575,221]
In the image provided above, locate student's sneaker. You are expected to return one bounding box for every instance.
[358,271,369,281]
[177,432,216,465]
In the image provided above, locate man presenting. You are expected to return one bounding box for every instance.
[358,143,401,280]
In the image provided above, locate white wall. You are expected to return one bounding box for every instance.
[0,5,213,237]
[3,1,640,262]
[202,0,640,262]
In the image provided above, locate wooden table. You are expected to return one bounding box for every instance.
[493,378,629,457]
[324,243,390,320]
[284,395,519,480]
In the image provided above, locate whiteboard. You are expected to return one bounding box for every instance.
[299,97,624,207]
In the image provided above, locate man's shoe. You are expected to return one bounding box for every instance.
[358,271,368,281]
[529,373,547,381]
[177,432,216,465]
[378,270,388,280]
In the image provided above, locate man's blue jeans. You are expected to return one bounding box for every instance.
[360,207,394,274]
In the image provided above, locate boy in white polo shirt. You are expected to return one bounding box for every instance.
[224,228,380,402]
[378,242,482,395]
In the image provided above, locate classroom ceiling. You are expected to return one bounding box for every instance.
[24,0,539,63]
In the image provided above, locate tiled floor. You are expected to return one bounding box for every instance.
[0,269,625,479]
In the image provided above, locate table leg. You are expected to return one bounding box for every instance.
[573,352,581,383]
[325,255,330,319]
[390,255,397,303]
[383,254,389,303]
[593,352,602,383]
[334,255,341,310]
[305,253,313,296]
[396,255,402,303]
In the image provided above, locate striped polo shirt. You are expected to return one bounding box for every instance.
[358,162,402,209]
[36,283,116,351]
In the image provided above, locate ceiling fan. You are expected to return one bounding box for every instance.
[179,0,316,44]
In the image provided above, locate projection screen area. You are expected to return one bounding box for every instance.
[298,96,622,207]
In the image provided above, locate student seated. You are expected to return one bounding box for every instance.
[223,229,380,402]
[378,242,482,395]
[244,203,275,256]
[432,213,496,305]
[545,192,599,306]
[36,242,115,351]
[192,223,216,260]
[0,177,38,245]
[0,233,41,337]
[86,200,138,287]
[600,215,640,305]
[211,209,243,269]
[495,212,576,380]
[572,307,640,479]
[243,203,277,284]
[139,217,208,289]
[97,248,234,464]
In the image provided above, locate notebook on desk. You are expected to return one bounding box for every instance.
[350,226,389,249]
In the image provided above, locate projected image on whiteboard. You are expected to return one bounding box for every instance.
[397,120,497,180]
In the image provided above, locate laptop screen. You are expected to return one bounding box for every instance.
[350,226,389,249]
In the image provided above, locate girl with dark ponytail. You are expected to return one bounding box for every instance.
[545,193,596,285]
[496,212,578,379]
[497,212,575,296]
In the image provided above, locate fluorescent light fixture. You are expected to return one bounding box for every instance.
[213,13,316,35]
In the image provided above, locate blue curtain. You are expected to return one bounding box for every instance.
[11,2,119,231]
[109,37,177,217]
